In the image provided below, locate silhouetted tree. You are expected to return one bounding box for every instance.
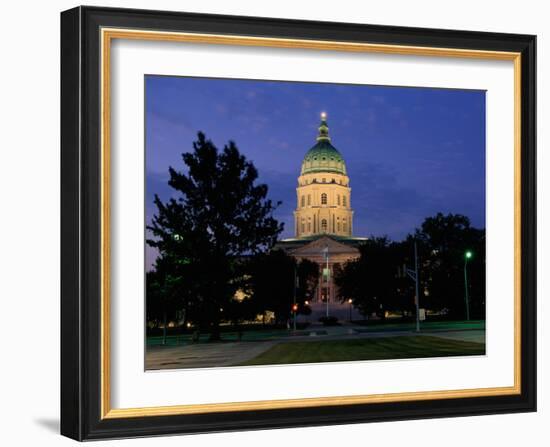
[296,258,319,307]
[335,237,402,319]
[247,251,318,324]
[247,249,295,324]
[146,255,187,344]
[415,213,485,319]
[335,213,486,321]
[147,132,283,340]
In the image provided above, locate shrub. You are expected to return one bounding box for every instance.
[319,316,339,326]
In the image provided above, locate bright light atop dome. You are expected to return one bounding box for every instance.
[320,112,327,119]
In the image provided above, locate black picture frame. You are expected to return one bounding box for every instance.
[61,5,536,441]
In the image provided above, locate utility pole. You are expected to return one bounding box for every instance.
[464,251,473,321]
[414,240,420,333]
[323,245,330,318]
[404,239,420,332]
[293,264,298,331]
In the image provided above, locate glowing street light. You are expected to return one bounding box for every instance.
[348,298,353,322]
[464,250,473,321]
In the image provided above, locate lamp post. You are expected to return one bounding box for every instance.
[292,303,298,330]
[464,250,473,321]
[403,240,421,332]
[348,298,353,322]
[413,241,420,332]
[322,245,330,318]
[293,264,298,331]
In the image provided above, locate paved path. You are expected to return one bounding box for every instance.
[424,329,485,344]
[146,340,277,370]
[146,326,485,370]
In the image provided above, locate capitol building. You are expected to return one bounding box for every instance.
[277,113,367,310]
[294,112,353,238]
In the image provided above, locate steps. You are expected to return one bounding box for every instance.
[298,301,363,323]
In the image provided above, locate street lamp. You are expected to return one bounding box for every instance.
[403,240,421,332]
[464,250,473,321]
[322,245,330,318]
[348,298,353,322]
[292,264,299,332]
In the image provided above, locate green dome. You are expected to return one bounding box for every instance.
[301,115,347,176]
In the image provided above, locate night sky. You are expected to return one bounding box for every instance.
[145,75,486,268]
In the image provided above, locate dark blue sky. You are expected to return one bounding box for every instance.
[146,76,485,267]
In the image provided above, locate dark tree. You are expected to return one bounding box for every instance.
[146,255,187,345]
[247,249,295,324]
[335,237,402,319]
[246,250,317,324]
[415,213,485,319]
[295,258,319,308]
[147,132,283,340]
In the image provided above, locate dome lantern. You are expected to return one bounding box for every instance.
[300,113,347,176]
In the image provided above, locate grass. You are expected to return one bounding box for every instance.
[353,320,485,333]
[146,328,295,347]
[147,320,485,347]
[238,335,485,366]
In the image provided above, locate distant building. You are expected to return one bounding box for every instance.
[276,113,367,310]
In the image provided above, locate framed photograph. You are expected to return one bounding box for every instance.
[61,6,536,441]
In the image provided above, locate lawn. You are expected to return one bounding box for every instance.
[238,335,485,366]
[353,320,485,333]
[146,328,296,347]
[147,320,485,347]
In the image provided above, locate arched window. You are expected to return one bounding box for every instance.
[307,194,311,206]
[337,218,341,231]
[301,196,305,208]
[321,193,327,205]
[343,220,347,233]
[342,196,347,207]
[321,219,328,232]
[307,221,311,232]
[337,194,340,206]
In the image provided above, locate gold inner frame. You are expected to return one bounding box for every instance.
[100,27,522,419]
